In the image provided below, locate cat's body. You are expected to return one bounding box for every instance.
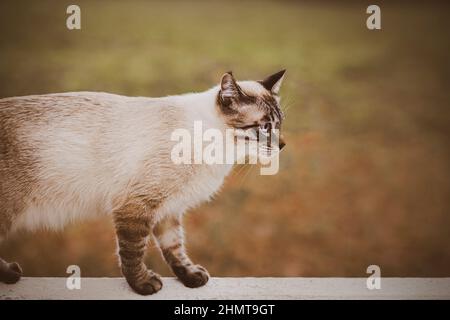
[1,91,231,234]
[0,71,286,294]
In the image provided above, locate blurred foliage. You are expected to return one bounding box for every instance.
[0,0,449,277]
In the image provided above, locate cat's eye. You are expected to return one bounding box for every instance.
[260,123,271,135]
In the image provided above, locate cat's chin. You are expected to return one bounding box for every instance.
[259,146,280,158]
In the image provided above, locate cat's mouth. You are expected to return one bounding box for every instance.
[234,127,284,152]
[234,134,281,159]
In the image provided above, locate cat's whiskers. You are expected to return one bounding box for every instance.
[232,164,248,179]
[238,164,255,188]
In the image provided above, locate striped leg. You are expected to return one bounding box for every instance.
[153,215,209,288]
[113,202,162,295]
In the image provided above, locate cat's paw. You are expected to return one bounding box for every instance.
[0,261,23,284]
[126,270,163,295]
[173,264,210,288]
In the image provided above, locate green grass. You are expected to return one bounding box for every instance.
[1,0,449,277]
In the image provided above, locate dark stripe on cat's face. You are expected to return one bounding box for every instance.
[217,88,283,130]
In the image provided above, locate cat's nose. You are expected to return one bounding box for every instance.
[279,136,286,150]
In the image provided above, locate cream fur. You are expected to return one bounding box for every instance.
[9,86,236,232]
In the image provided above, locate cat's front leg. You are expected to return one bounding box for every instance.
[113,202,162,295]
[153,214,209,288]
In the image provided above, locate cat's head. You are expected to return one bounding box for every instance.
[217,70,286,158]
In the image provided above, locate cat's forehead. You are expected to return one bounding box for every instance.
[236,81,269,97]
[235,80,283,123]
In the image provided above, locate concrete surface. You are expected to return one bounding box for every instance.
[1,277,449,300]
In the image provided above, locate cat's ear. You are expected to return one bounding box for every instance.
[220,71,240,102]
[261,69,286,94]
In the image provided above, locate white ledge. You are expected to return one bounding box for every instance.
[1,277,449,300]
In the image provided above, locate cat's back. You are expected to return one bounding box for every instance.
[0,91,141,175]
[0,91,168,150]
[0,91,133,122]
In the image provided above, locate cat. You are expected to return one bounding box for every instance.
[0,70,286,295]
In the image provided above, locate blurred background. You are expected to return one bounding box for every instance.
[0,0,449,277]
